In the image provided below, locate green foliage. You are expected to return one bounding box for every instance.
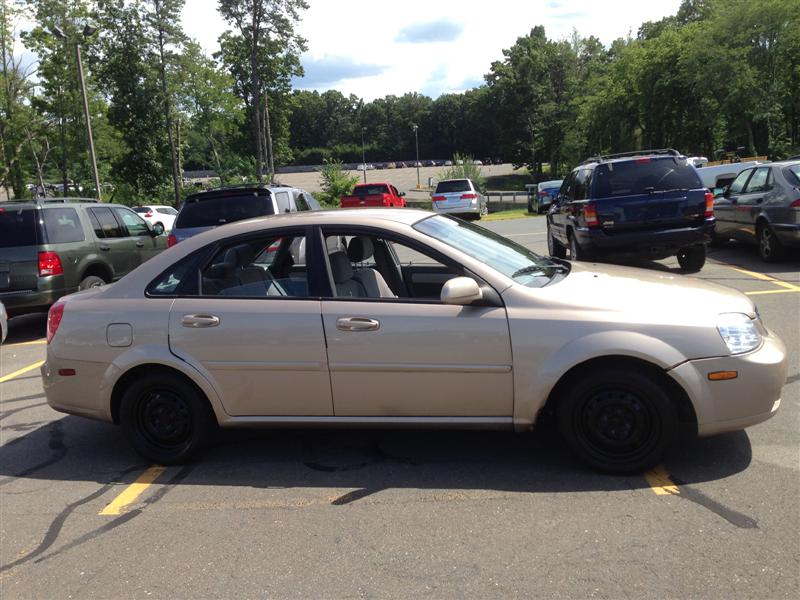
[437,154,486,192]
[317,158,358,207]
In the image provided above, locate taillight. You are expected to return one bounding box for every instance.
[583,203,600,228]
[167,234,177,247]
[461,193,478,200]
[38,251,63,276]
[790,199,800,209]
[47,301,66,344]
[431,195,446,202]
[145,211,153,218]
[539,191,549,197]
[704,191,714,218]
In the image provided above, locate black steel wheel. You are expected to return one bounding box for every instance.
[568,231,592,261]
[78,275,105,290]
[120,372,214,464]
[758,223,784,262]
[557,367,678,473]
[676,245,706,272]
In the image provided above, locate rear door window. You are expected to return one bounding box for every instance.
[274,191,292,213]
[593,159,702,198]
[89,207,125,238]
[0,207,38,247]
[742,167,771,193]
[175,194,274,228]
[41,208,85,243]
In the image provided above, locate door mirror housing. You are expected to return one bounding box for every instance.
[440,277,483,306]
[150,222,165,236]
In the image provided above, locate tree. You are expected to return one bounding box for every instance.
[318,158,358,207]
[217,0,307,181]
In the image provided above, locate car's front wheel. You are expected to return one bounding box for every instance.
[676,245,706,272]
[556,367,678,473]
[120,372,215,464]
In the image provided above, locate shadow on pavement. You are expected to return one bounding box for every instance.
[4,313,47,345]
[0,415,753,497]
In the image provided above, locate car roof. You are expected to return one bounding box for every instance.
[579,149,685,168]
[1,197,101,209]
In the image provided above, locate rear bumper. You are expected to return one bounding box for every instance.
[432,200,481,215]
[0,285,76,317]
[575,221,714,258]
[772,222,800,247]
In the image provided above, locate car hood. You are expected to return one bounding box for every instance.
[535,261,755,324]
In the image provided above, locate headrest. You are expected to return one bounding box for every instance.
[224,243,254,267]
[329,251,353,284]
[347,237,374,262]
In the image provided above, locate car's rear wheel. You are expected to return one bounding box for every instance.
[556,368,678,473]
[78,275,105,290]
[120,372,214,464]
[757,222,784,262]
[568,231,592,261]
[676,245,706,272]
[547,224,567,259]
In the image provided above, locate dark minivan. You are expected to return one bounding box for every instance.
[0,199,166,317]
[547,149,714,272]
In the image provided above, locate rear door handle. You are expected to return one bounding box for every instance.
[135,240,145,247]
[99,245,110,251]
[182,314,220,328]
[336,317,380,332]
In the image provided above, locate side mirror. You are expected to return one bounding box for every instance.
[399,192,405,197]
[150,222,165,236]
[722,186,730,198]
[440,276,483,306]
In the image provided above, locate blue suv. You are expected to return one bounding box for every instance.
[546,149,714,272]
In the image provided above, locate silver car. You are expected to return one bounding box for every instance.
[431,178,488,220]
[41,209,787,473]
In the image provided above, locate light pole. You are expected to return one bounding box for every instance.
[412,123,420,189]
[360,126,367,184]
[52,24,102,201]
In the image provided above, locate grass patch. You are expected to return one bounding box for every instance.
[483,208,538,221]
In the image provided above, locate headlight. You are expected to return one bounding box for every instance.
[716,312,762,354]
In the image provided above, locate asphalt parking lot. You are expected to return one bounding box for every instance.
[1,216,798,598]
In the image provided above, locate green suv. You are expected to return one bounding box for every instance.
[0,199,167,317]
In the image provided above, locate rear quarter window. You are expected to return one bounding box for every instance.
[593,159,703,199]
[42,208,85,243]
[783,165,800,185]
[0,207,38,247]
[175,194,274,228]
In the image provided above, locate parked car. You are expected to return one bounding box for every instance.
[443,160,453,166]
[356,163,375,171]
[0,198,166,317]
[547,149,714,272]
[133,205,178,232]
[386,162,397,169]
[431,178,488,220]
[693,160,764,197]
[529,179,563,214]
[42,208,786,473]
[170,184,321,246]
[0,300,7,343]
[713,160,800,261]
[340,183,406,208]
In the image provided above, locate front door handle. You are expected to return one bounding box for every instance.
[182,314,220,328]
[99,245,110,251]
[336,317,380,332]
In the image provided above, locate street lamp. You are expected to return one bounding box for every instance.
[360,126,367,184]
[412,123,420,189]
[51,24,102,201]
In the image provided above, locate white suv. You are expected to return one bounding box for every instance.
[133,205,179,232]
[430,178,488,220]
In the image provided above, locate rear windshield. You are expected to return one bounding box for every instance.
[353,185,389,196]
[593,159,702,199]
[783,165,800,185]
[435,180,471,193]
[175,194,274,228]
[0,207,38,247]
[133,207,149,213]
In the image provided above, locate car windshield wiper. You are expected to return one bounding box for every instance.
[512,262,569,278]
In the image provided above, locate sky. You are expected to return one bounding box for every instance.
[12,0,683,101]
[181,0,683,101]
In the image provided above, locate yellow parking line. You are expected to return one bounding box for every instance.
[745,289,800,296]
[730,267,800,291]
[99,465,167,515]
[0,360,45,384]
[4,339,47,347]
[644,465,680,496]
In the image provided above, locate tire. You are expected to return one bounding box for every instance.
[78,275,105,290]
[480,201,489,218]
[120,372,215,464]
[676,245,706,272]
[556,367,678,473]
[757,223,784,262]
[568,231,592,261]
[547,224,567,259]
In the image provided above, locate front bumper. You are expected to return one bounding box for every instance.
[667,332,787,437]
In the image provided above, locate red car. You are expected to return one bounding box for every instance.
[341,183,406,208]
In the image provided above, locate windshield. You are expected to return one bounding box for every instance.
[413,215,566,288]
[175,194,274,228]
